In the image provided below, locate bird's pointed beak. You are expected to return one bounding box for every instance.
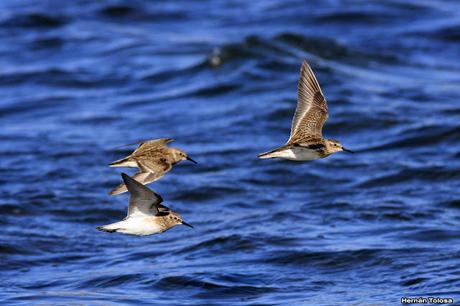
[342,147,354,153]
[181,220,194,228]
[186,156,197,164]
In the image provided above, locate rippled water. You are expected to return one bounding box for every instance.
[1,0,460,305]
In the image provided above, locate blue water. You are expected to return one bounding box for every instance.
[1,0,460,305]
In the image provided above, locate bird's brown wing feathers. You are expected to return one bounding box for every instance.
[108,158,172,196]
[288,61,328,144]
[137,158,172,174]
[132,138,174,155]
[109,138,174,167]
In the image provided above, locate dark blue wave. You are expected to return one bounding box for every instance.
[0,0,459,305]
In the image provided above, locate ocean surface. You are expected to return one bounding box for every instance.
[1,0,459,305]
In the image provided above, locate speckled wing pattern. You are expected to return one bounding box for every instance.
[287,61,329,144]
[109,157,173,196]
[132,138,174,155]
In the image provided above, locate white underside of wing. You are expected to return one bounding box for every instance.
[109,172,160,196]
[120,160,138,168]
[109,160,138,168]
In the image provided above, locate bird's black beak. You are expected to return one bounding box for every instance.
[342,147,354,153]
[186,156,197,164]
[182,221,194,228]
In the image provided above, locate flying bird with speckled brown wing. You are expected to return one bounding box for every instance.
[258,60,353,161]
[108,138,196,196]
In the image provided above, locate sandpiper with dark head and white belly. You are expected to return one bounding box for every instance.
[258,60,353,161]
[97,173,193,236]
[108,138,196,196]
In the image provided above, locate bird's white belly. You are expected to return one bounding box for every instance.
[116,217,163,236]
[277,147,321,161]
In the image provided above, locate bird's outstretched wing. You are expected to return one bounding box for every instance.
[120,173,164,217]
[109,138,173,167]
[132,138,174,155]
[287,61,329,144]
[108,158,172,196]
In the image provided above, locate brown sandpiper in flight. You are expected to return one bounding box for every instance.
[109,138,196,195]
[258,60,353,161]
